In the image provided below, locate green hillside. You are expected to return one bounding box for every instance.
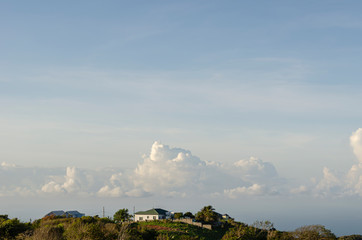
[1,214,362,240]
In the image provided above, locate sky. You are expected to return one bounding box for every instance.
[1,0,362,236]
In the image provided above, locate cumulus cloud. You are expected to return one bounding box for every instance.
[6,130,362,199]
[132,141,283,198]
[0,141,283,198]
[133,141,206,194]
[313,128,362,197]
[96,172,132,197]
[41,167,89,194]
[290,185,309,195]
[233,156,278,182]
[350,128,362,162]
[224,184,265,198]
[315,167,343,196]
[97,185,123,197]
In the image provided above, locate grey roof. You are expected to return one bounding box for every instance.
[45,211,65,217]
[65,211,84,217]
[44,210,84,218]
[135,208,169,216]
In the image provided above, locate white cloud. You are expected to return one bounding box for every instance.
[132,141,283,198]
[125,188,150,198]
[0,141,284,198]
[224,184,265,198]
[313,128,362,197]
[350,128,362,163]
[40,167,100,196]
[290,185,309,195]
[133,141,206,194]
[315,167,343,196]
[345,129,362,196]
[96,172,129,197]
[233,156,278,182]
[41,167,82,194]
[97,185,123,197]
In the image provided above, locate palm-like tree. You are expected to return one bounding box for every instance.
[195,205,218,223]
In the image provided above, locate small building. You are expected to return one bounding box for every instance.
[44,210,65,218]
[44,210,85,218]
[134,208,171,221]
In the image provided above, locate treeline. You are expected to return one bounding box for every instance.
[1,208,362,240]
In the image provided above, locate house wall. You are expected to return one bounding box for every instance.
[135,214,160,221]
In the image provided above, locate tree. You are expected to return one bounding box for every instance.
[113,209,131,223]
[173,212,183,219]
[292,225,336,240]
[195,205,218,223]
[0,217,30,239]
[184,212,195,219]
[339,235,362,240]
[252,220,274,231]
[222,224,265,240]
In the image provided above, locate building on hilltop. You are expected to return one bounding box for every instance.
[134,208,171,221]
[44,210,65,218]
[44,210,85,218]
[64,211,85,218]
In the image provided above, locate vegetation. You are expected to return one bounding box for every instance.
[0,215,31,240]
[183,212,194,219]
[173,212,184,220]
[195,205,219,224]
[113,209,131,223]
[0,206,361,239]
[292,225,337,240]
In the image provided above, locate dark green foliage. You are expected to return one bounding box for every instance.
[173,213,184,220]
[0,211,344,240]
[138,225,158,239]
[139,220,227,240]
[195,206,218,224]
[184,212,194,219]
[63,218,109,240]
[114,208,131,223]
[339,235,362,240]
[0,215,9,221]
[0,217,30,240]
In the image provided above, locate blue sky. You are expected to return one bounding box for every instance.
[1,0,362,236]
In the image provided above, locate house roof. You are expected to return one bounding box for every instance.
[65,211,83,216]
[44,210,84,218]
[135,208,169,215]
[45,211,65,217]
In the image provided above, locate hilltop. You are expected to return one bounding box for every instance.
[1,214,362,240]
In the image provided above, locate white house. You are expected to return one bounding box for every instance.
[134,208,171,221]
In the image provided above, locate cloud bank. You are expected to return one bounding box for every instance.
[2,128,362,199]
[0,141,283,198]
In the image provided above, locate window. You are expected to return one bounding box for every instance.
[139,217,143,220]
[153,216,156,220]
[147,216,149,219]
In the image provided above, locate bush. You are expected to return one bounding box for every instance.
[0,217,30,240]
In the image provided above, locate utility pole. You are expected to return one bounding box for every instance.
[133,206,135,221]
